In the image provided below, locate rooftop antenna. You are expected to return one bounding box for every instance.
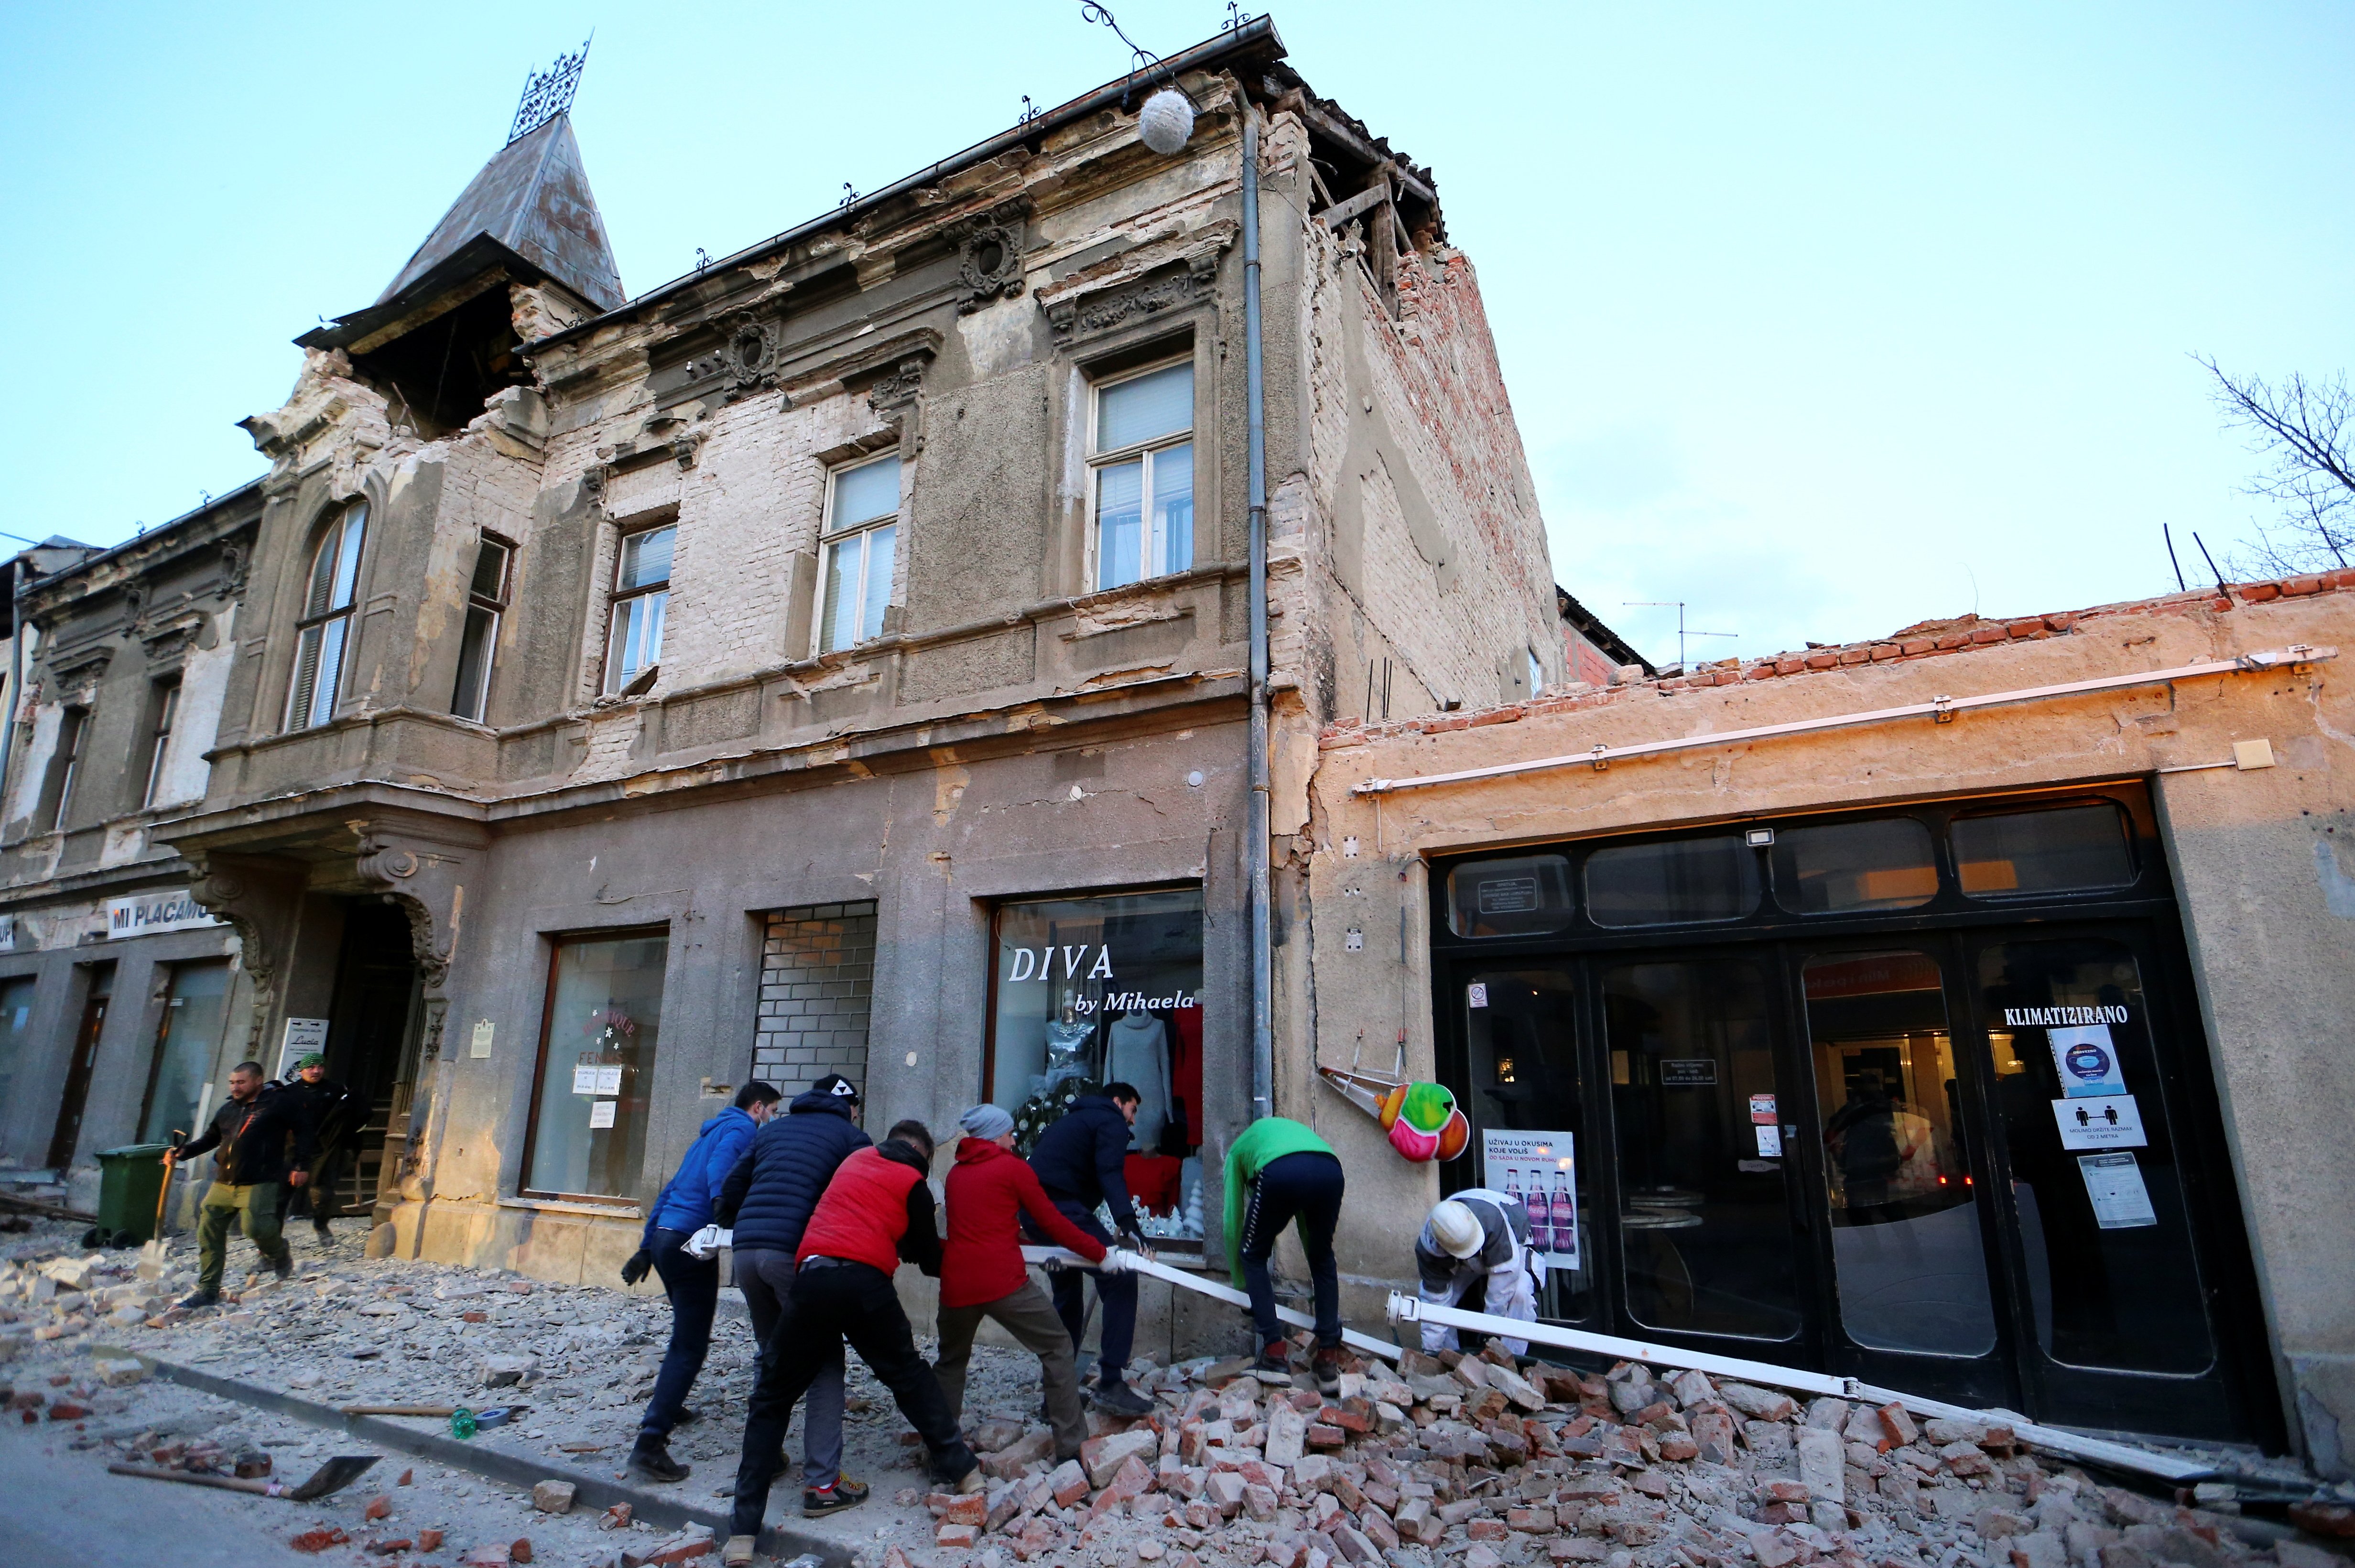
[2161,524,2186,592]
[2190,531,2229,596]
[509,34,592,144]
[1624,601,1736,671]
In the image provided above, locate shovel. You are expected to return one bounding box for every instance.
[108,1453,379,1501]
[139,1133,185,1274]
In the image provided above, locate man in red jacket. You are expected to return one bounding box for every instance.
[935,1103,1113,1460]
[725,1120,978,1563]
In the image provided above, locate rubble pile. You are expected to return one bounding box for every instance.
[912,1339,2333,1568]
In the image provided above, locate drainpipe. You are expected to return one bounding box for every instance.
[1243,109,1273,1121]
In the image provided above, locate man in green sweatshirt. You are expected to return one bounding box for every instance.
[1221,1116,1347,1392]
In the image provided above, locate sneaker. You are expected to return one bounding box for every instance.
[1312,1346,1345,1395]
[1090,1379,1154,1417]
[174,1290,219,1311]
[1251,1342,1291,1380]
[314,1227,336,1251]
[721,1536,756,1567]
[627,1437,690,1483]
[950,1466,985,1495]
[803,1474,870,1516]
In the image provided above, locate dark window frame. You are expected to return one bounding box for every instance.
[451,531,516,722]
[140,675,183,809]
[39,704,89,833]
[516,922,672,1206]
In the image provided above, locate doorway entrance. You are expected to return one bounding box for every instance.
[1435,785,2282,1449]
[44,962,114,1169]
[319,901,423,1223]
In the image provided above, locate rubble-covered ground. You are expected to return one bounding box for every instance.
[4,1213,2351,1568]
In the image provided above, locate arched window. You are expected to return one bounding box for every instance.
[286,503,368,730]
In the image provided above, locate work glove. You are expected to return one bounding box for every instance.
[684,1225,729,1260]
[620,1247,653,1287]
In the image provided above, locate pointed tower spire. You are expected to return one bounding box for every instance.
[299,43,622,357]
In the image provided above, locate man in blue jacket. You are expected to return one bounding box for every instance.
[624,1081,781,1483]
[708,1071,872,1514]
[1024,1083,1154,1416]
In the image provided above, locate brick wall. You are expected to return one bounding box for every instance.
[749,902,877,1097]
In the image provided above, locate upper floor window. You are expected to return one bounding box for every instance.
[1091,360,1194,591]
[816,454,900,655]
[39,705,87,833]
[286,503,368,731]
[140,677,181,809]
[604,523,673,695]
[451,533,513,722]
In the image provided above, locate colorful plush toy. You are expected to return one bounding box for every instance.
[1383,1081,1461,1162]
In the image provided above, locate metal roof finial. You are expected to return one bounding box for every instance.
[509,34,592,144]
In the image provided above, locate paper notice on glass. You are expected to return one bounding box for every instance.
[1479,1128,1578,1270]
[469,1019,494,1060]
[1466,983,1489,1009]
[571,1064,600,1095]
[588,1099,618,1130]
[2049,1025,2127,1098]
[2078,1152,2158,1228]
[2052,1094,2147,1150]
[1755,1124,1784,1158]
[594,1065,625,1095]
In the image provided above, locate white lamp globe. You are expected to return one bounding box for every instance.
[1139,88,1195,154]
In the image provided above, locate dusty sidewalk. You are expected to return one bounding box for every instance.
[4,1214,2352,1568]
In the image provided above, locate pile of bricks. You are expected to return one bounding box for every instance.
[895,1338,2293,1568]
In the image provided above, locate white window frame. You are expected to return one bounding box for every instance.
[284,502,369,732]
[603,522,674,695]
[811,452,902,657]
[1085,354,1196,592]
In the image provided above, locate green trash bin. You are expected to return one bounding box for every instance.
[93,1143,173,1247]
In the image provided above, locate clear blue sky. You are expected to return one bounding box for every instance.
[3,3,2347,667]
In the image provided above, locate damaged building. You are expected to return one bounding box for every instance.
[0,17,1567,1352]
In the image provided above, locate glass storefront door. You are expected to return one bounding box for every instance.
[1431,788,2281,1450]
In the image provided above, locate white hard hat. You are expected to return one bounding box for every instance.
[1428,1200,1484,1259]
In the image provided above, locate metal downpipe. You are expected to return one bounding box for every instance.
[1243,110,1273,1122]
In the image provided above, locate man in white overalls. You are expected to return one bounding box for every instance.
[1413,1189,1546,1356]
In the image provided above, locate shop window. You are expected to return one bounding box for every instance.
[0,976,33,1128]
[1447,855,1574,938]
[1976,937,2213,1373]
[287,503,369,730]
[1463,970,1592,1322]
[816,454,900,654]
[1952,802,2133,897]
[524,928,669,1200]
[1772,818,1939,914]
[1091,360,1194,590]
[987,887,1203,1241]
[603,525,673,695]
[1585,835,1760,927]
[1801,950,1997,1356]
[1601,956,1800,1339]
[450,533,513,722]
[138,960,231,1144]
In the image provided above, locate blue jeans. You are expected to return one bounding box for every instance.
[1027,1199,1137,1384]
[1238,1151,1345,1350]
[639,1228,719,1439]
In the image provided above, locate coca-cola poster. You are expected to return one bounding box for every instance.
[1481,1128,1579,1270]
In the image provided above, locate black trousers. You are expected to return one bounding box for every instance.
[1238,1150,1346,1350]
[729,1260,975,1538]
[1026,1200,1138,1382]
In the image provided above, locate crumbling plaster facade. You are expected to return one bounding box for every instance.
[0,491,262,1195]
[1299,578,2355,1472]
[127,21,1563,1350]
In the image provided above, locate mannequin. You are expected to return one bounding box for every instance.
[1104,1006,1172,1152]
[1038,994,1094,1096]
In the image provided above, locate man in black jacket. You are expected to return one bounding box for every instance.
[162,1060,313,1308]
[688,1072,869,1500]
[278,1053,360,1251]
[1023,1083,1153,1416]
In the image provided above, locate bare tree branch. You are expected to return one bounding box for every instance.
[2195,353,2355,574]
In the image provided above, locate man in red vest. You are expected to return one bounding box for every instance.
[935,1103,1114,1461]
[723,1120,979,1565]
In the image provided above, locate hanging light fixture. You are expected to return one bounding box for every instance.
[1139,87,1195,153]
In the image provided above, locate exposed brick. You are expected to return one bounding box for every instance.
[2241,583,2281,601]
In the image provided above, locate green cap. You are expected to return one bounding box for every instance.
[296,1053,325,1069]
